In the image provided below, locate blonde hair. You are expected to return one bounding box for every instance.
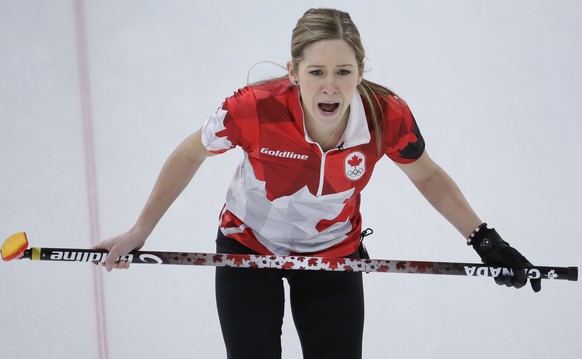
[291,8,394,153]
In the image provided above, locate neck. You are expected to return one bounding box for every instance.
[305,112,348,151]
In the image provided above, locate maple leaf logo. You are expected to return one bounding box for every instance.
[547,270,558,279]
[348,155,362,168]
[344,151,366,180]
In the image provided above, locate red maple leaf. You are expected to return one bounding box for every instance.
[194,258,207,265]
[377,265,390,272]
[226,254,247,266]
[308,258,319,267]
[396,261,407,270]
[322,258,346,270]
[282,261,296,269]
[213,255,224,264]
[347,155,362,168]
[410,261,433,274]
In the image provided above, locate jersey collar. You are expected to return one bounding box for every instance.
[293,87,371,150]
[341,93,371,149]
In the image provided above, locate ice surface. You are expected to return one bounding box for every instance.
[1,1,581,358]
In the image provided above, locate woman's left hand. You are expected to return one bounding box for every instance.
[470,226,542,292]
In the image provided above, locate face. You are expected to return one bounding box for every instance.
[288,39,363,130]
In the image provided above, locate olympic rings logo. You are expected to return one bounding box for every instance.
[347,168,364,176]
[345,151,366,180]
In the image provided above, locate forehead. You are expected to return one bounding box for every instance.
[300,39,358,66]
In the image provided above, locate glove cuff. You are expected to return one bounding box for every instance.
[466,222,488,246]
[469,225,507,258]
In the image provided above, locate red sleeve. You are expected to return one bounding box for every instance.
[201,86,260,154]
[384,95,425,164]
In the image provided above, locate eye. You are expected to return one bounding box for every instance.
[338,69,351,76]
[309,69,323,76]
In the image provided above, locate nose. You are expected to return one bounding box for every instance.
[322,75,338,95]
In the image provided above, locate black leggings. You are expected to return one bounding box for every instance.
[215,231,365,359]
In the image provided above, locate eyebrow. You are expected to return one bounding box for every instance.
[306,64,355,68]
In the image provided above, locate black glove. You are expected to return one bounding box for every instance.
[470,224,541,292]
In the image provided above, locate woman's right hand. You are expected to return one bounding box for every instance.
[95,227,148,271]
[94,129,210,272]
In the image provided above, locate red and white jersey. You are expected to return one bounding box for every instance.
[201,79,424,256]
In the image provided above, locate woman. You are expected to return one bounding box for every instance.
[97,8,540,359]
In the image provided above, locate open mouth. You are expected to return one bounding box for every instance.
[318,102,340,113]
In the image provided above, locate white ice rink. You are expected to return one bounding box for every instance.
[1,1,581,358]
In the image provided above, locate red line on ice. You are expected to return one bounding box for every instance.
[73,1,109,358]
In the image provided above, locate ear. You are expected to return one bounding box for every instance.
[287,61,298,84]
